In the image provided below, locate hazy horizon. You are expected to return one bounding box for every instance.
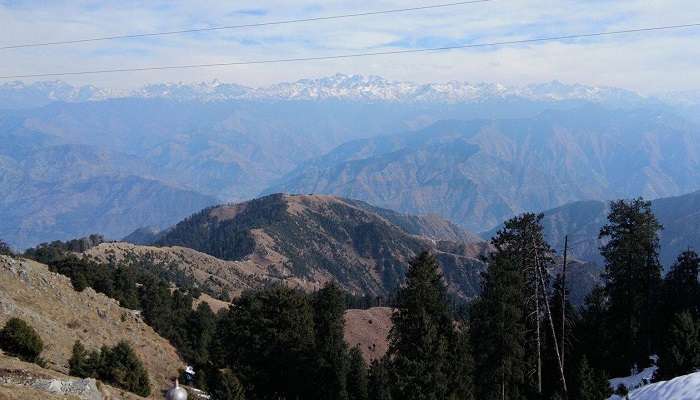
[2,0,700,93]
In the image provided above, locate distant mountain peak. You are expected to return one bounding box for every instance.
[0,75,649,107]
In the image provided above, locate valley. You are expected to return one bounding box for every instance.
[2,75,700,400]
[3,76,699,250]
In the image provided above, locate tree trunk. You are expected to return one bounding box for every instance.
[561,235,568,373]
[535,248,568,397]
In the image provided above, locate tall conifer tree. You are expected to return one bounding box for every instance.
[471,254,527,400]
[448,326,475,400]
[347,346,369,400]
[388,251,453,399]
[657,311,700,380]
[217,285,317,399]
[490,212,560,395]
[660,250,700,318]
[573,356,611,400]
[368,359,392,400]
[599,198,663,372]
[313,283,350,400]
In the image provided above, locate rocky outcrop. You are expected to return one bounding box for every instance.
[0,372,102,400]
[0,353,146,400]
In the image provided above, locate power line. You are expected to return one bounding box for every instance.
[1,22,698,80]
[0,0,491,50]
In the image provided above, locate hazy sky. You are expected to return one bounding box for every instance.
[1,0,699,93]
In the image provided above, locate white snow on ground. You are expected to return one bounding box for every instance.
[609,366,658,392]
[609,372,700,400]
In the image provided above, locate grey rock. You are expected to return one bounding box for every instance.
[31,378,103,400]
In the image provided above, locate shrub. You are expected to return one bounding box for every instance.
[69,340,95,378]
[0,318,44,363]
[212,369,245,400]
[68,340,151,397]
[0,239,12,256]
[100,341,151,397]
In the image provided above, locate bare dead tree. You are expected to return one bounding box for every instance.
[534,241,568,397]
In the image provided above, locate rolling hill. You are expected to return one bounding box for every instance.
[110,193,605,304]
[154,193,487,299]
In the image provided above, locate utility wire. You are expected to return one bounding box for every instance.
[0,0,491,50]
[1,22,698,79]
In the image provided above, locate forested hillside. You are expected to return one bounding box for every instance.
[5,196,699,399]
[157,193,487,299]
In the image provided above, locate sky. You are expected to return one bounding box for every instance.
[1,0,699,94]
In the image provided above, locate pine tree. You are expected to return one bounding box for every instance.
[212,369,246,400]
[218,285,317,400]
[660,250,700,319]
[168,289,194,351]
[388,251,453,399]
[657,311,700,380]
[112,266,140,310]
[368,359,392,400]
[573,356,611,400]
[599,198,663,373]
[575,287,612,372]
[139,277,174,337]
[186,302,217,367]
[490,213,559,395]
[347,346,369,400]
[69,340,92,378]
[0,239,13,256]
[100,341,151,397]
[447,326,474,400]
[470,254,527,400]
[313,283,350,400]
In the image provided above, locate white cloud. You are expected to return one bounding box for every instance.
[1,0,699,93]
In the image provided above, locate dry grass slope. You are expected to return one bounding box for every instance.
[343,307,393,363]
[0,255,184,398]
[84,242,322,300]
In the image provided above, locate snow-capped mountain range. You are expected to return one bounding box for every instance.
[0,74,648,107]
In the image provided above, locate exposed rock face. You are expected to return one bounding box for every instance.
[0,353,146,399]
[0,373,102,400]
[0,255,184,395]
[155,193,487,299]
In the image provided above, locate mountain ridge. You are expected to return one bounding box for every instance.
[154,193,487,299]
[0,74,649,107]
[267,107,700,231]
[486,189,700,269]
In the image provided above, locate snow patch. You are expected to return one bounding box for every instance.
[0,74,645,104]
[609,366,658,393]
[609,372,700,400]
